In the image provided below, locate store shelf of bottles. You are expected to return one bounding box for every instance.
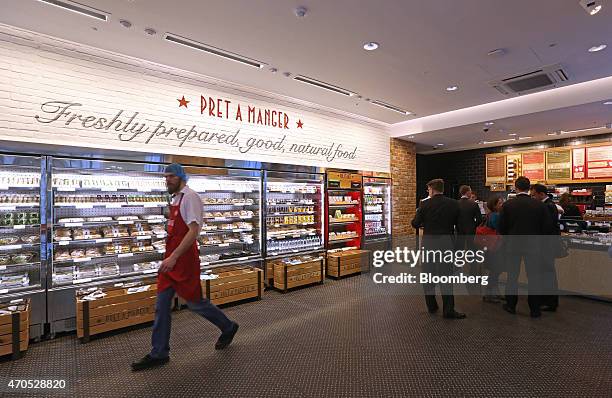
[363,177,391,242]
[0,155,44,296]
[265,175,324,256]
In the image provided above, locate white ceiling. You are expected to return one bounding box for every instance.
[1,0,612,151]
[413,100,612,154]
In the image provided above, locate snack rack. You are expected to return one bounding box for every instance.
[48,157,168,335]
[0,154,45,340]
[188,167,262,269]
[325,172,363,250]
[264,171,325,258]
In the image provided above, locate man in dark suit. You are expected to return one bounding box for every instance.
[498,177,554,318]
[456,185,483,244]
[530,184,560,312]
[411,179,465,319]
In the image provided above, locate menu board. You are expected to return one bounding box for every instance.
[506,154,522,184]
[327,171,362,189]
[486,154,506,184]
[546,149,571,180]
[586,145,612,179]
[521,152,545,181]
[572,148,586,180]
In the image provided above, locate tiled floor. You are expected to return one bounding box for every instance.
[1,271,611,397]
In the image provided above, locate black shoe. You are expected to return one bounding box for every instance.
[131,354,169,371]
[540,305,557,312]
[215,322,239,350]
[427,306,439,314]
[502,304,516,314]
[530,311,542,318]
[443,311,466,319]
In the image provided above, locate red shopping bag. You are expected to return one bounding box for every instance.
[474,224,501,251]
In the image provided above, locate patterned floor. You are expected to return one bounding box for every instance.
[1,272,611,398]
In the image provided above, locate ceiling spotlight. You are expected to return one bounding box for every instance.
[590,5,602,14]
[144,27,157,36]
[407,135,415,139]
[508,133,517,136]
[269,67,278,73]
[119,19,132,28]
[436,143,444,146]
[604,101,612,105]
[294,6,308,18]
[484,121,495,126]
[283,72,291,77]
[579,0,603,15]
[446,85,459,92]
[363,42,379,51]
[588,44,607,52]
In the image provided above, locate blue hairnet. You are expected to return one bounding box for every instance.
[164,163,188,181]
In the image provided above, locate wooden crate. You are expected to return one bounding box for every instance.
[265,260,276,287]
[273,257,324,292]
[0,299,30,359]
[326,250,370,278]
[76,280,157,342]
[202,266,264,305]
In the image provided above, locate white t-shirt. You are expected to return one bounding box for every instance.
[171,185,203,227]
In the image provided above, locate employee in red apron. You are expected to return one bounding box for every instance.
[132,163,238,371]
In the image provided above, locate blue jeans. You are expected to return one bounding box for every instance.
[150,287,234,359]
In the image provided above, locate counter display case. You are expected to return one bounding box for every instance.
[362,177,391,247]
[48,158,168,334]
[264,171,324,257]
[188,169,262,267]
[0,154,45,340]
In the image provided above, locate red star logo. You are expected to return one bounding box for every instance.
[297,119,304,128]
[177,96,189,108]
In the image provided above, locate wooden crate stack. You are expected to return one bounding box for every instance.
[201,265,264,305]
[76,279,157,343]
[326,249,370,278]
[273,256,324,293]
[0,298,30,359]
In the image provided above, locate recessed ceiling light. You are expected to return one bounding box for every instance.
[144,27,157,36]
[604,101,612,105]
[590,5,602,15]
[164,33,267,69]
[547,132,558,136]
[369,100,412,115]
[363,42,379,51]
[37,0,109,21]
[436,143,444,146]
[407,135,415,139]
[446,85,459,92]
[484,121,495,126]
[588,44,607,52]
[508,133,517,136]
[518,136,533,140]
[119,19,132,28]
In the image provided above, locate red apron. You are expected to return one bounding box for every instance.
[157,193,202,302]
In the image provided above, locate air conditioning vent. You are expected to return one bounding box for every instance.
[488,64,569,96]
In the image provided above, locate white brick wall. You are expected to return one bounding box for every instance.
[0,25,390,172]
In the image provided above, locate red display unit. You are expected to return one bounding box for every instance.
[325,172,363,250]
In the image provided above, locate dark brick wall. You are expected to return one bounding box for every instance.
[416,133,612,204]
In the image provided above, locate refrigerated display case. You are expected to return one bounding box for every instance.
[0,154,46,340]
[48,157,168,334]
[188,168,262,267]
[362,177,391,250]
[325,172,363,250]
[264,171,325,258]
